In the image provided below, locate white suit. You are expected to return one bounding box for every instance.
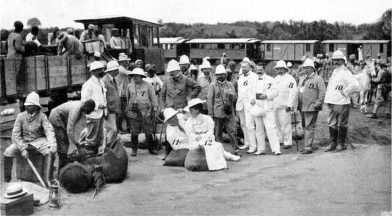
[273,73,298,146]
[236,71,258,150]
[254,73,281,153]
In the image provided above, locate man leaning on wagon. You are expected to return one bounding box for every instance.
[3,92,57,184]
[57,32,82,59]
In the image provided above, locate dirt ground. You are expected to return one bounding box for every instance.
[1,104,391,216]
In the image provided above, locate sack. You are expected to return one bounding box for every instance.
[203,142,227,171]
[184,146,209,171]
[163,149,189,167]
[102,139,128,183]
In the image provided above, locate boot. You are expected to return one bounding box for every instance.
[131,135,138,157]
[146,134,157,155]
[335,127,348,152]
[239,142,249,150]
[3,157,13,182]
[325,127,338,152]
[223,151,240,162]
[161,142,172,160]
[57,153,68,174]
[44,153,54,187]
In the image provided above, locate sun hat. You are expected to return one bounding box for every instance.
[167,59,181,72]
[129,68,147,77]
[189,64,197,71]
[118,53,131,62]
[3,183,28,199]
[215,65,226,75]
[302,59,315,69]
[105,60,119,73]
[274,60,289,70]
[200,61,212,70]
[89,61,104,72]
[24,92,41,107]
[179,55,190,65]
[163,108,179,122]
[332,50,345,60]
[184,98,205,112]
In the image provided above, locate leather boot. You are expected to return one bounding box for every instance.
[58,153,68,174]
[335,127,348,152]
[325,127,338,152]
[131,135,138,157]
[44,153,54,187]
[146,134,157,155]
[3,157,13,182]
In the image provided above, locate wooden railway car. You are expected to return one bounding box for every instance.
[322,40,390,61]
[185,38,261,63]
[260,40,320,62]
[154,37,189,61]
[75,16,165,73]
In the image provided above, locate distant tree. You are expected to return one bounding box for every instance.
[27,17,41,27]
[226,30,238,38]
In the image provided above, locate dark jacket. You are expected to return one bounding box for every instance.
[102,74,121,114]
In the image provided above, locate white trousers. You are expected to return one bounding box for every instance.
[238,109,256,150]
[275,108,292,146]
[255,111,281,153]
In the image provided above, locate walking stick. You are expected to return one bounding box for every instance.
[26,157,47,188]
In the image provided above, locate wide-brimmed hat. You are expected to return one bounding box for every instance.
[167,59,181,72]
[3,183,28,199]
[89,61,104,72]
[129,68,146,77]
[118,53,131,62]
[184,98,205,112]
[105,60,119,73]
[274,60,289,70]
[164,108,179,122]
[24,92,41,107]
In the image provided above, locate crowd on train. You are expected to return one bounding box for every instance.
[3,20,391,191]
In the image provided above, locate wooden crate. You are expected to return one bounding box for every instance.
[0,56,4,97]
[0,101,20,131]
[69,55,87,86]
[3,59,21,96]
[16,150,46,183]
[1,192,34,216]
[25,55,47,92]
[47,56,68,89]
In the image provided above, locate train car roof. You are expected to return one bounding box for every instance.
[154,37,188,44]
[186,38,261,44]
[75,15,162,27]
[261,40,319,44]
[322,40,390,44]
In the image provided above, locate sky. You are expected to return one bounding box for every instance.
[0,0,390,29]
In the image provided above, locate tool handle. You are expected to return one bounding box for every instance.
[26,158,47,188]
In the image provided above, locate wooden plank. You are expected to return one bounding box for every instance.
[47,56,68,88]
[0,56,4,98]
[3,59,19,96]
[70,55,88,85]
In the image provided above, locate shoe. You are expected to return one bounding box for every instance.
[246,148,256,154]
[275,152,281,156]
[366,113,377,118]
[253,151,266,155]
[335,127,348,152]
[282,145,292,149]
[131,148,137,157]
[334,145,347,152]
[301,149,312,154]
[230,155,241,162]
[239,143,250,150]
[325,127,338,152]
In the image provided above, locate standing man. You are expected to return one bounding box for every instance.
[273,60,298,150]
[236,61,258,152]
[198,60,214,113]
[160,60,201,109]
[366,63,391,119]
[298,59,326,154]
[57,32,82,59]
[117,53,132,132]
[102,61,121,146]
[126,68,158,156]
[207,65,238,152]
[7,21,25,59]
[81,61,107,155]
[48,99,96,171]
[324,50,360,152]
[251,65,281,155]
[79,24,96,43]
[144,64,163,96]
[179,55,191,78]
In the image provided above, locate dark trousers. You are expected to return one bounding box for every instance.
[213,116,238,149]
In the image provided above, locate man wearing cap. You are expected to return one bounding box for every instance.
[236,61,258,152]
[80,24,97,43]
[160,59,201,110]
[273,60,298,150]
[198,60,215,113]
[110,28,125,50]
[117,53,132,132]
[3,92,56,183]
[57,32,82,59]
[298,59,326,154]
[324,50,360,152]
[179,55,191,78]
[126,68,158,156]
[251,65,281,155]
[207,64,238,152]
[48,99,96,171]
[102,61,121,146]
[81,61,107,154]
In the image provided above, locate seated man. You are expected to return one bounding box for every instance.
[3,92,57,184]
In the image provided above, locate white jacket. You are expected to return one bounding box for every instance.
[254,73,278,111]
[273,73,298,109]
[324,65,360,105]
[236,71,258,111]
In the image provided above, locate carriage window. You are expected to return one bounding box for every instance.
[380,44,384,53]
[267,44,271,51]
[239,44,245,50]
[217,44,225,49]
[140,25,148,47]
[306,44,311,52]
[191,43,199,49]
[329,44,334,52]
[133,24,140,46]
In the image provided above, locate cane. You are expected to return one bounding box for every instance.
[26,157,47,188]
[292,111,299,152]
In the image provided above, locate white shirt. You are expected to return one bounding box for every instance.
[273,73,298,109]
[184,114,215,148]
[26,32,41,47]
[81,75,107,119]
[166,114,191,150]
[254,73,278,111]
[324,65,360,105]
[236,71,258,111]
